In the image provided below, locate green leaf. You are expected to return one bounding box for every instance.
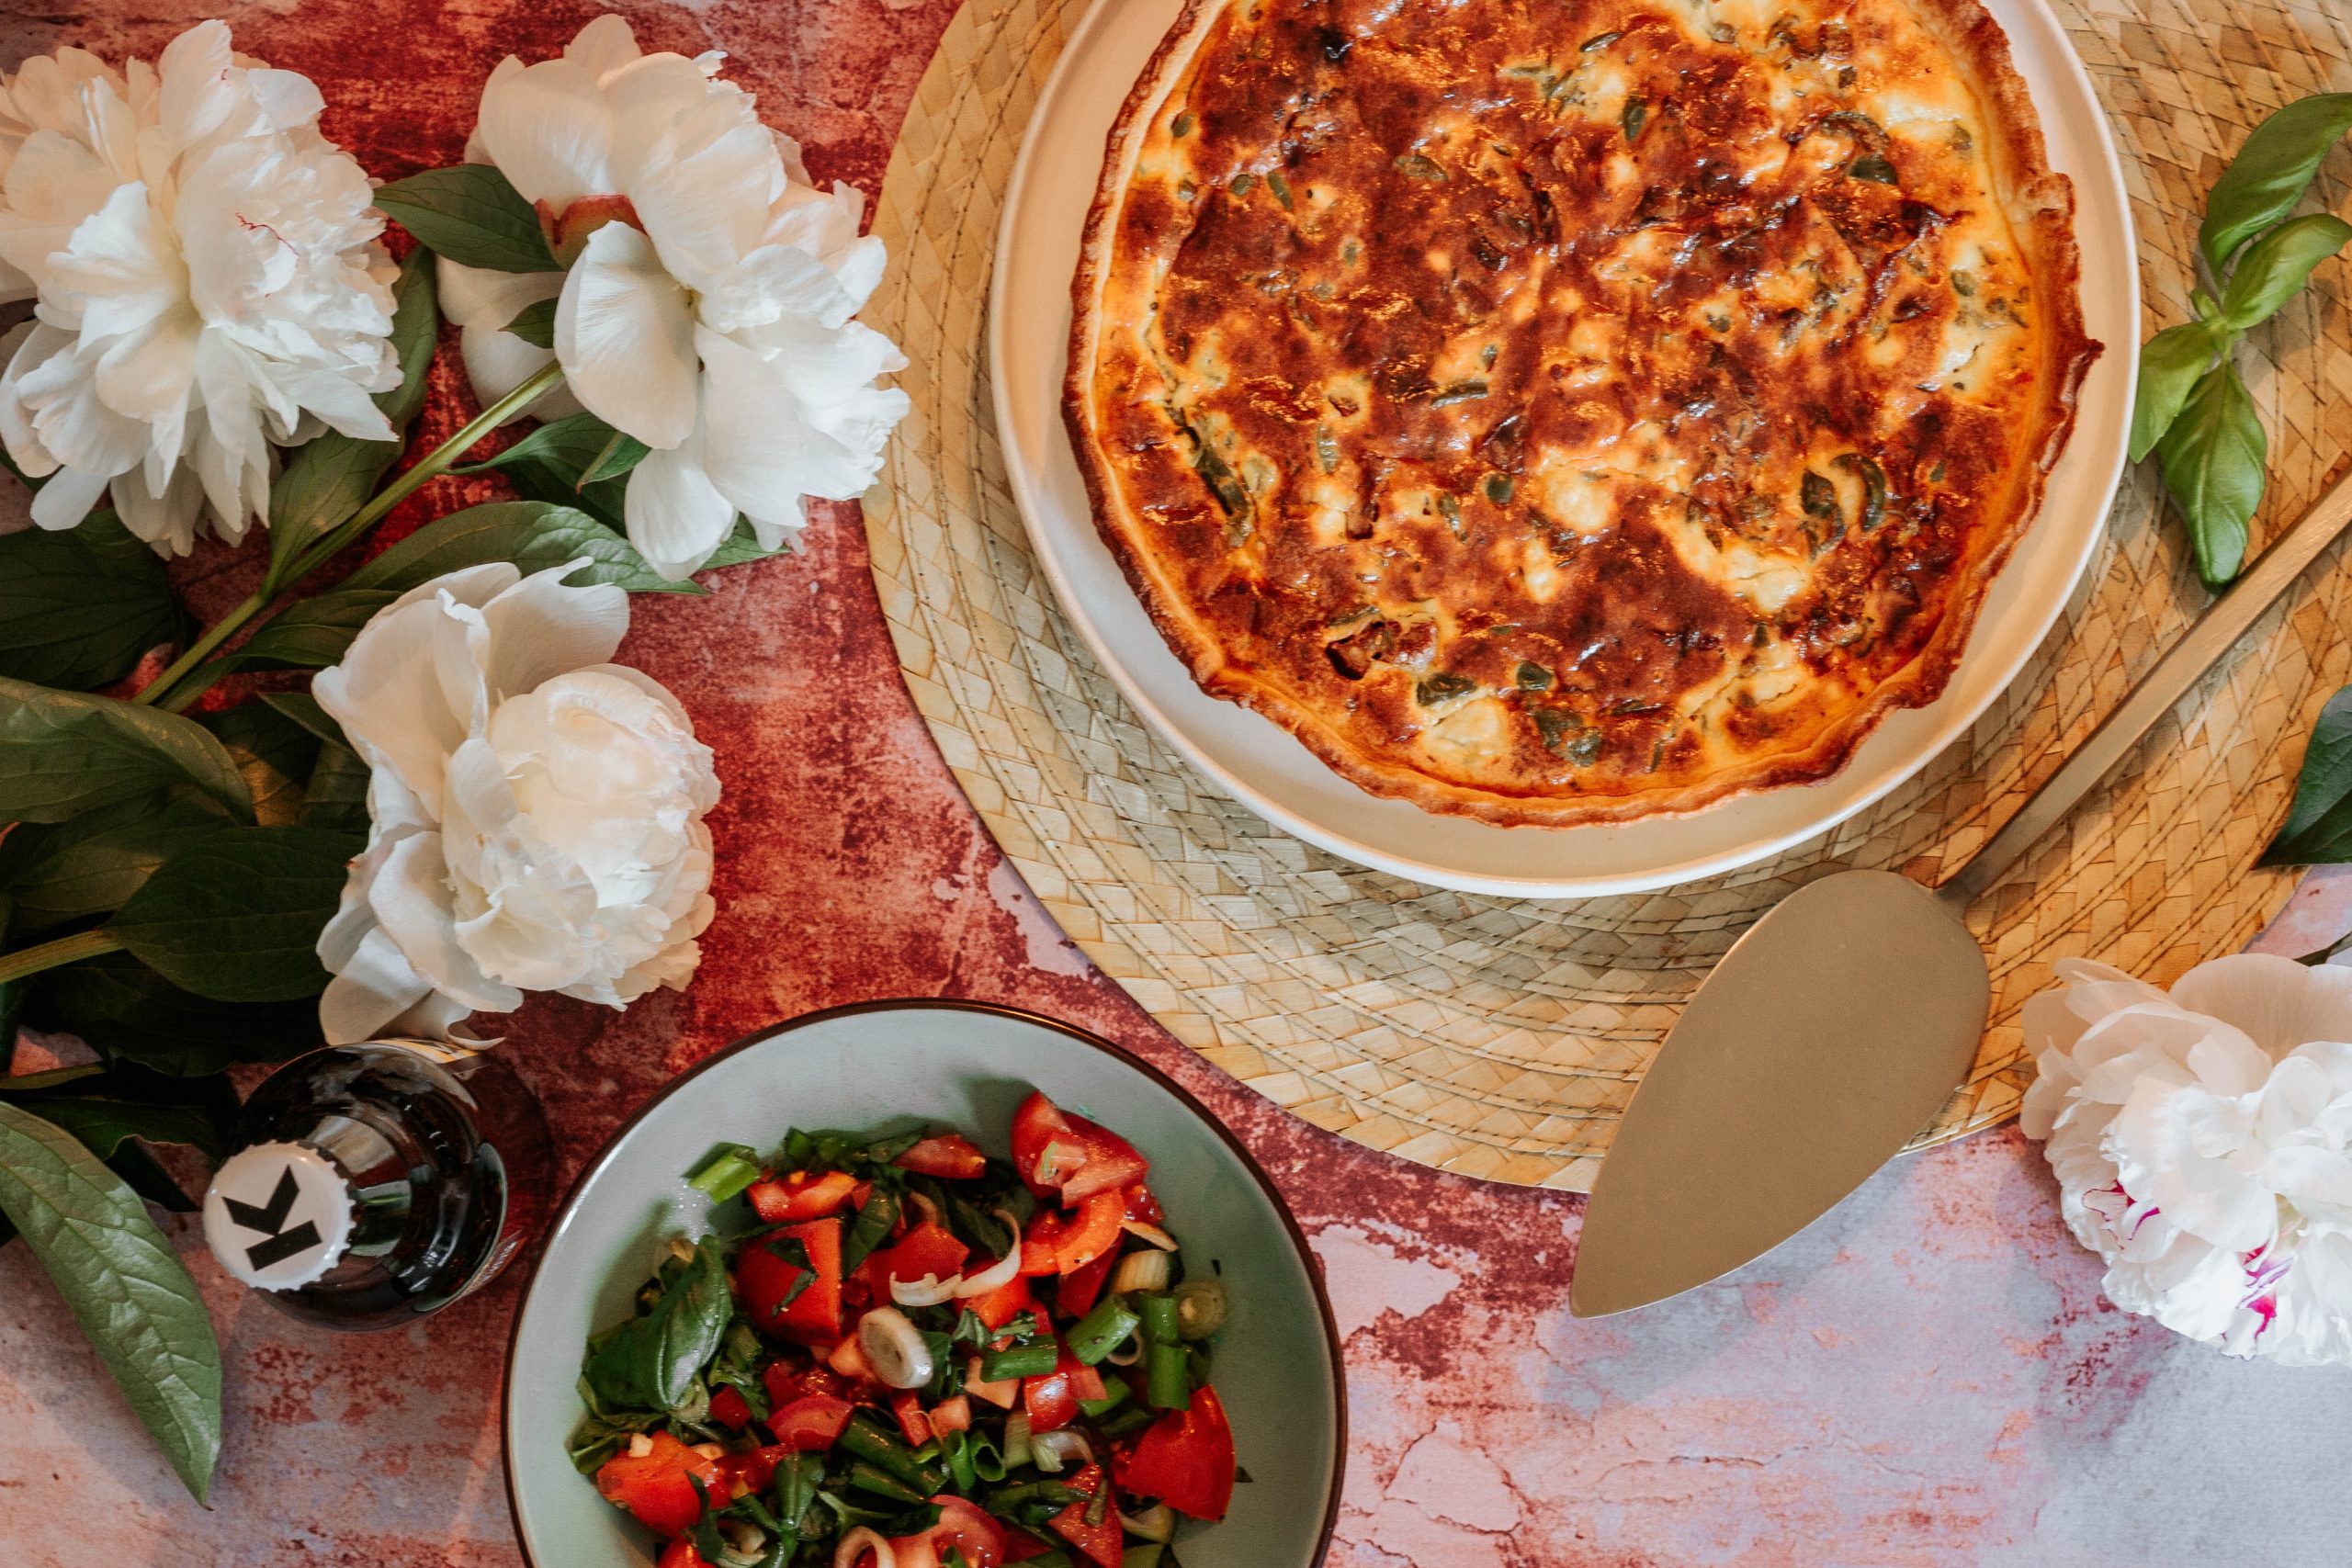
[580,425,652,485]
[260,254,441,597]
[0,677,253,826]
[106,1140,198,1213]
[0,512,180,691]
[2199,93,2352,275]
[2219,211,2352,330]
[2261,686,2352,863]
[0,1102,221,1500]
[23,951,323,1075]
[0,793,231,937]
[702,519,792,571]
[216,591,398,673]
[107,826,360,1002]
[503,296,558,348]
[2129,321,2224,464]
[258,691,350,750]
[374,164,560,274]
[342,500,705,595]
[200,704,324,828]
[584,1235,731,1414]
[454,412,629,482]
[300,740,372,836]
[0,1065,238,1162]
[2154,360,2267,589]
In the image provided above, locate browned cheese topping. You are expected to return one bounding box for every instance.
[1076,0,2086,819]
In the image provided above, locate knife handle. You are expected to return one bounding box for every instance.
[1939,464,2352,911]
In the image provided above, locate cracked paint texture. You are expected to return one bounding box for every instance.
[4,2,2352,1565]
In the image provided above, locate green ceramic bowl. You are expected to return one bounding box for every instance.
[503,999,1345,1567]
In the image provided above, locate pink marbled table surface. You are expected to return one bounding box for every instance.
[7,2,2352,1564]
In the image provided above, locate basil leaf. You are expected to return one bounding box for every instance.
[107,825,361,1002]
[502,296,558,348]
[2198,92,2352,275]
[216,591,399,673]
[0,677,253,826]
[2262,685,2352,864]
[257,691,350,750]
[0,793,231,936]
[300,740,372,836]
[2219,211,2352,331]
[585,1235,731,1413]
[0,512,180,691]
[2154,360,2267,589]
[2129,320,2223,464]
[841,1185,900,1274]
[262,251,439,596]
[23,950,322,1075]
[342,500,706,595]
[0,1102,221,1501]
[373,164,560,274]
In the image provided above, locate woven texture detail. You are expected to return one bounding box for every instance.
[864,0,2352,1190]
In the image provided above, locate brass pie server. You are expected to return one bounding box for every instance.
[1571,467,2352,1318]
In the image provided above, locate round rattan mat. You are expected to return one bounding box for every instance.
[862,0,2352,1190]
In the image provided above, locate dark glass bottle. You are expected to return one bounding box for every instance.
[201,1042,553,1331]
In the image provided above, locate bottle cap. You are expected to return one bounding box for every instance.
[201,1141,355,1291]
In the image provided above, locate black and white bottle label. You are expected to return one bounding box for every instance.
[201,1141,354,1291]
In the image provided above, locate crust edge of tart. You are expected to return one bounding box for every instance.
[1061,0,2105,831]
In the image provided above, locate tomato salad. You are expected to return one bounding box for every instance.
[570,1090,1239,1568]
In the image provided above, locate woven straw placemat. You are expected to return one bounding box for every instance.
[863,0,2352,1190]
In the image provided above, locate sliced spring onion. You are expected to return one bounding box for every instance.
[1118,1503,1176,1543]
[842,1412,942,1492]
[1102,1336,1144,1368]
[979,1339,1058,1382]
[846,1460,926,1506]
[858,1306,935,1389]
[1120,1218,1178,1251]
[890,1270,963,1308]
[954,1214,1025,1295]
[685,1143,763,1202]
[1110,1249,1173,1295]
[1067,1296,1141,1365]
[1001,1411,1034,1470]
[1078,1379,1131,1418]
[1146,1341,1192,1411]
[1030,1427,1092,1475]
[836,1529,898,1568]
[1172,1278,1228,1339]
[965,1356,1019,1408]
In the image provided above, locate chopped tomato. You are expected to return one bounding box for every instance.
[1116,1384,1237,1521]
[965,1270,1033,1330]
[1124,1184,1165,1225]
[930,1393,973,1435]
[658,1541,714,1568]
[893,1133,989,1180]
[966,1355,1019,1408]
[1047,1463,1125,1568]
[714,1443,780,1499]
[761,1358,849,1412]
[1001,1528,1059,1563]
[1057,1345,1107,1404]
[765,1392,854,1451]
[1020,1189,1124,1276]
[1010,1091,1149,1204]
[892,1390,933,1446]
[738,1217,843,1343]
[594,1431,719,1538]
[868,1222,970,1293]
[707,1383,752,1431]
[827,1334,875,1380]
[1055,1244,1116,1317]
[746,1168,858,1223]
[892,1495,1010,1568]
[1023,1363,1077,1434]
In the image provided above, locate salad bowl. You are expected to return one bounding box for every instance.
[502,999,1346,1568]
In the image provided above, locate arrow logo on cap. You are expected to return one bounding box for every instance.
[221,1167,322,1272]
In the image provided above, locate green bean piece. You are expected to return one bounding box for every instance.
[979,1339,1059,1382]
[1067,1297,1142,1365]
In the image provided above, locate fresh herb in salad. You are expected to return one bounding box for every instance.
[571,1090,1239,1568]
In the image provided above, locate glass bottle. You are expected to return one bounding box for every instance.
[200,1041,552,1331]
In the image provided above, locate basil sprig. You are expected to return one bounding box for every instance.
[2133,93,2352,589]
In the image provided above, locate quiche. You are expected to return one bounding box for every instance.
[1064,0,2099,827]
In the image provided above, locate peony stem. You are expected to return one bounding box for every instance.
[0,929,124,987]
[134,361,570,713]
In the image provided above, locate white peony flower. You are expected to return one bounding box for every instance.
[2021,953,2352,1366]
[0,21,400,554]
[312,561,719,1045]
[441,14,910,579]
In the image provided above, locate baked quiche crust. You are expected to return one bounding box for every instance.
[1065,0,2100,828]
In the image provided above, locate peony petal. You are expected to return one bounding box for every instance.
[369,829,524,1014]
[562,13,645,81]
[476,56,616,211]
[474,562,630,700]
[27,462,110,532]
[554,220,697,448]
[2176,953,2352,1056]
[622,437,736,579]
